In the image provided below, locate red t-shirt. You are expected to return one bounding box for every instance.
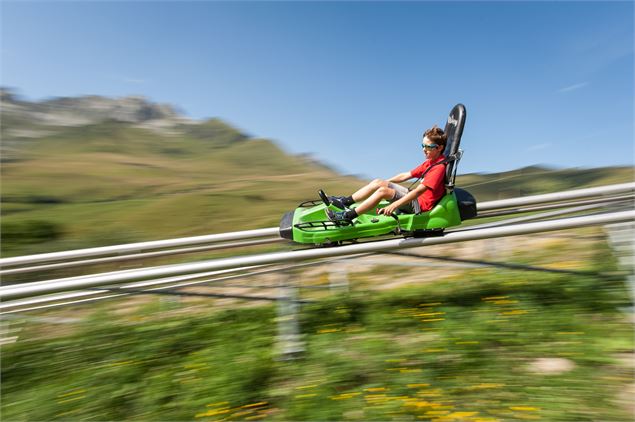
[409,155,447,211]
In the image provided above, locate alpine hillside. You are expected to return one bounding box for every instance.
[1,89,633,256]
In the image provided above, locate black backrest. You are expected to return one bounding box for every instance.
[442,104,467,188]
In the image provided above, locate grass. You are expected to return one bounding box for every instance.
[2,241,633,421]
[0,121,363,256]
[3,101,633,420]
[2,114,633,257]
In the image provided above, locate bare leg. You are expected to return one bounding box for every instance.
[353,186,395,215]
[351,179,390,202]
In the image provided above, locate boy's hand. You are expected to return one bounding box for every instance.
[379,203,398,216]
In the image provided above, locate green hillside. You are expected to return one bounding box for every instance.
[1,94,633,421]
[0,118,363,256]
[3,253,633,421]
[456,166,634,202]
[1,98,633,257]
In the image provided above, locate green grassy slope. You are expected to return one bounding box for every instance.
[2,250,632,421]
[1,116,633,256]
[0,120,363,255]
[2,101,633,421]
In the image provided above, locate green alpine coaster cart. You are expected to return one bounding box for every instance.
[279,104,477,246]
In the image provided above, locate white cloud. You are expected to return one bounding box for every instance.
[557,82,589,93]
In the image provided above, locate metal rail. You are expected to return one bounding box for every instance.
[0,266,266,312]
[463,203,619,230]
[476,182,635,212]
[0,227,280,268]
[2,210,632,301]
[474,194,634,219]
[0,238,285,276]
[0,255,371,314]
[2,183,633,273]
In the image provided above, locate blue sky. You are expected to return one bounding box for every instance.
[2,1,633,178]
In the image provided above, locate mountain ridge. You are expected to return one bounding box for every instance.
[0,90,367,255]
[1,87,190,128]
[1,89,632,257]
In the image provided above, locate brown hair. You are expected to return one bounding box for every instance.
[423,125,447,150]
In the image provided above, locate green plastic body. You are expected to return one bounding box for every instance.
[285,192,463,245]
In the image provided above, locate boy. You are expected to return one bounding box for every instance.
[326,126,448,223]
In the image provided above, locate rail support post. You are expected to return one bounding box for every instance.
[604,222,635,314]
[275,270,304,360]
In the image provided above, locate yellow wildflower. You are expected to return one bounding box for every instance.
[502,310,527,315]
[296,384,318,390]
[446,411,479,418]
[195,408,230,418]
[416,312,446,317]
[241,402,267,409]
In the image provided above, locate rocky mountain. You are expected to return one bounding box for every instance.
[0,88,197,154]
[1,88,194,138]
[0,88,257,162]
[0,89,364,256]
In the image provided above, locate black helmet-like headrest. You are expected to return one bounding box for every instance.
[443,103,466,158]
[443,104,467,188]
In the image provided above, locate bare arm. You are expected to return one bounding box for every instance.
[379,183,428,215]
[387,172,412,184]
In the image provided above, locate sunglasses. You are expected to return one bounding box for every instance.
[422,143,439,150]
